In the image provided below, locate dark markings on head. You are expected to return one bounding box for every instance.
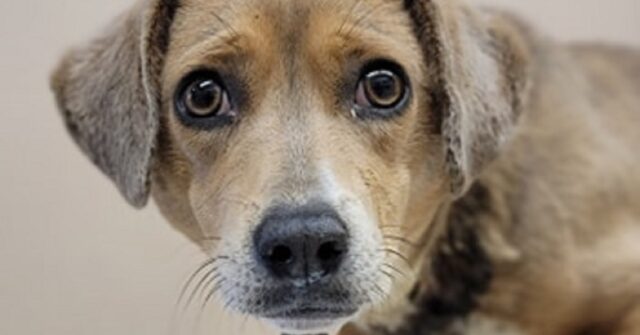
[372,183,494,335]
[402,0,447,136]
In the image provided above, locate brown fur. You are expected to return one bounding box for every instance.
[51,0,640,334]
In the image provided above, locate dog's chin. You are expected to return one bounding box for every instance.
[264,316,351,335]
[259,306,357,334]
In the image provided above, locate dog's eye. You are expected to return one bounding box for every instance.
[181,76,230,117]
[175,71,237,128]
[357,70,404,108]
[184,79,225,116]
[353,61,410,118]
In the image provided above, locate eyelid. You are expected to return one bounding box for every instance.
[358,59,410,86]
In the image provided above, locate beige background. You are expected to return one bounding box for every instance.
[0,1,638,334]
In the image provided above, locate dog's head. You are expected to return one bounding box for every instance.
[52,0,530,333]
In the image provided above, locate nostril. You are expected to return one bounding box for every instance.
[268,245,294,265]
[254,204,349,280]
[317,241,345,262]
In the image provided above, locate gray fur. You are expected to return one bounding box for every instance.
[51,0,176,207]
[406,0,531,196]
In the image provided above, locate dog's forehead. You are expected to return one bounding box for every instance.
[174,0,404,27]
[164,0,424,96]
[168,0,419,60]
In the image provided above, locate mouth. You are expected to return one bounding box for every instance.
[261,305,358,333]
[264,305,357,320]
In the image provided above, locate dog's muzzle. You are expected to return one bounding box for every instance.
[251,204,359,331]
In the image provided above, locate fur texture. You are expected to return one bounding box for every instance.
[52,0,640,334]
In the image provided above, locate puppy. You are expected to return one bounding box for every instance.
[51,0,640,334]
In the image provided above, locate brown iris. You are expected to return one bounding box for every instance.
[184,78,227,117]
[356,69,406,109]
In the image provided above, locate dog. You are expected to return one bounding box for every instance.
[51,0,640,334]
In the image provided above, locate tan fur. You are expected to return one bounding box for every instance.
[52,0,640,334]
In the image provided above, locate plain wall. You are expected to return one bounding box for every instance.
[0,1,638,334]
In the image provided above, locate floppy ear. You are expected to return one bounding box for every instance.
[404,0,533,196]
[51,0,179,207]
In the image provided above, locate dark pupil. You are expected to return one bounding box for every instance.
[366,72,401,106]
[188,80,220,112]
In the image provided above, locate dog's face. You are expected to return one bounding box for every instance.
[156,1,445,331]
[52,0,529,333]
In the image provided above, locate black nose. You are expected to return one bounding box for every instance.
[254,205,349,285]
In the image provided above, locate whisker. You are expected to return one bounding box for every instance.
[177,259,216,307]
[201,278,227,310]
[176,256,227,311]
[197,273,223,311]
[195,278,227,332]
[380,268,395,282]
[383,234,418,249]
[183,270,222,313]
[383,263,408,279]
[371,281,388,302]
[380,247,412,267]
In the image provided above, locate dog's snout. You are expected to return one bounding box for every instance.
[254,206,349,285]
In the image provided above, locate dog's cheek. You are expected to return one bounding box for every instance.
[150,141,206,244]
